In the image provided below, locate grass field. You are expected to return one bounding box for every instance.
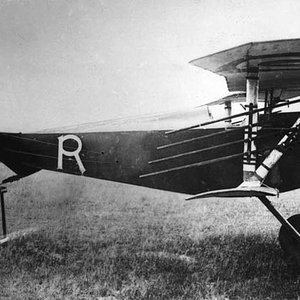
[1,164,300,299]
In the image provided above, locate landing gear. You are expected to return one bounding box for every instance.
[279,214,300,269]
[258,196,300,270]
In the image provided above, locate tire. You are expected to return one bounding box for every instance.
[278,214,300,270]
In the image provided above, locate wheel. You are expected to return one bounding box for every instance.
[278,214,300,270]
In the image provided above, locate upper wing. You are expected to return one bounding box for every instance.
[190,38,300,99]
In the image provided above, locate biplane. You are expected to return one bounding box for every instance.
[2,38,300,266]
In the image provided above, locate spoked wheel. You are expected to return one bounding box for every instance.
[278,214,300,270]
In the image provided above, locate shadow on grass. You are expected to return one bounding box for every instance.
[0,232,299,299]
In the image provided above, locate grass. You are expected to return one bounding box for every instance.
[1,165,300,299]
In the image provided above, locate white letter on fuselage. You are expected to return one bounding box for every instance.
[57,135,86,174]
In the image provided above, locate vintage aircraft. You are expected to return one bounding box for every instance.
[1,38,300,266]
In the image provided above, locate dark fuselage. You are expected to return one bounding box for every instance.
[1,112,300,195]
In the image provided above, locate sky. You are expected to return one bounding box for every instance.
[0,0,300,132]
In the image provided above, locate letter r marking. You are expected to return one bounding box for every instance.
[57,135,86,174]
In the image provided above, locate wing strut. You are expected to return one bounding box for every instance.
[243,71,259,181]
